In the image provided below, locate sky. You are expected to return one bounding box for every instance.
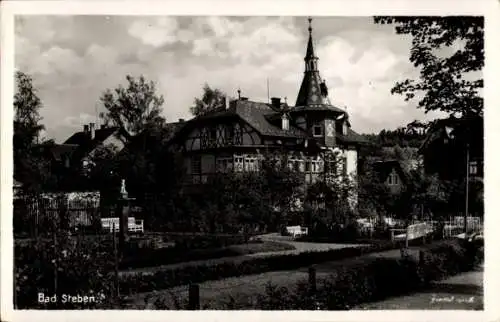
[15,15,449,143]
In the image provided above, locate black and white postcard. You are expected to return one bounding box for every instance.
[1,1,499,321]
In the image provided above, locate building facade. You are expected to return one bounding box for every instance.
[167,19,367,202]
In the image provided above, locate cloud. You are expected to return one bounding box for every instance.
[15,15,446,142]
[128,17,179,47]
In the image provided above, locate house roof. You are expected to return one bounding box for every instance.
[419,115,484,153]
[63,126,127,157]
[180,99,308,139]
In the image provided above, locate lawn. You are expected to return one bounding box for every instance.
[119,240,296,271]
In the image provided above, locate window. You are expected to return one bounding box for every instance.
[388,171,399,185]
[469,161,478,175]
[234,155,244,172]
[305,158,312,172]
[313,124,322,137]
[342,157,348,177]
[191,156,201,175]
[217,157,233,173]
[282,115,289,130]
[342,122,348,135]
[225,126,234,145]
[209,127,217,146]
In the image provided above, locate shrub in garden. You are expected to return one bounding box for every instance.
[249,239,482,310]
[14,234,115,309]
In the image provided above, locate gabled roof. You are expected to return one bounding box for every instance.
[419,115,484,153]
[233,100,306,138]
[178,100,308,139]
[63,126,127,156]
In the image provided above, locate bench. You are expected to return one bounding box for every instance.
[391,222,433,247]
[101,217,144,233]
[286,225,308,239]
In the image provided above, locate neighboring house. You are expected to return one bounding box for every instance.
[165,19,367,205]
[419,115,483,181]
[371,160,407,193]
[62,123,130,174]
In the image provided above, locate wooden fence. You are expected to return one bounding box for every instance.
[14,192,102,237]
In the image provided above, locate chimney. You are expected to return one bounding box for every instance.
[89,123,96,140]
[83,124,89,133]
[178,118,185,123]
[271,97,281,109]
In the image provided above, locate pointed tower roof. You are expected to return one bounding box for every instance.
[295,18,334,109]
[306,17,315,58]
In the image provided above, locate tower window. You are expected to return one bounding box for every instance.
[313,124,322,137]
[282,115,289,130]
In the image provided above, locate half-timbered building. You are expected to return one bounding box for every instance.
[167,19,367,202]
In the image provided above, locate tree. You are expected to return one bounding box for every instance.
[14,71,50,192]
[100,75,166,136]
[374,16,484,117]
[190,84,227,117]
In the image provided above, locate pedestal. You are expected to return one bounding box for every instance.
[118,197,135,253]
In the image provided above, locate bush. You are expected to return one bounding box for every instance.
[14,234,115,309]
[250,239,482,310]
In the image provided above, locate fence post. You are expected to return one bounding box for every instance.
[308,267,317,293]
[188,284,200,310]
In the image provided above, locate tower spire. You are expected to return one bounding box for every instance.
[295,17,329,107]
[306,17,316,59]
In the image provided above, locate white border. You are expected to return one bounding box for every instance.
[1,1,499,322]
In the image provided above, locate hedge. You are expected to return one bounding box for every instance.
[118,242,395,294]
[252,239,483,310]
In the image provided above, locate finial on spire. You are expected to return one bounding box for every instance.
[308,17,313,34]
[237,88,241,99]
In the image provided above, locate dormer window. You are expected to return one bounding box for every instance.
[281,114,289,130]
[313,124,322,137]
[342,121,348,135]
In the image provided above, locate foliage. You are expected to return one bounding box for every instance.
[100,75,166,136]
[374,16,484,117]
[190,83,227,117]
[14,233,115,309]
[163,152,305,234]
[14,71,51,193]
[250,239,481,310]
[362,121,428,148]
